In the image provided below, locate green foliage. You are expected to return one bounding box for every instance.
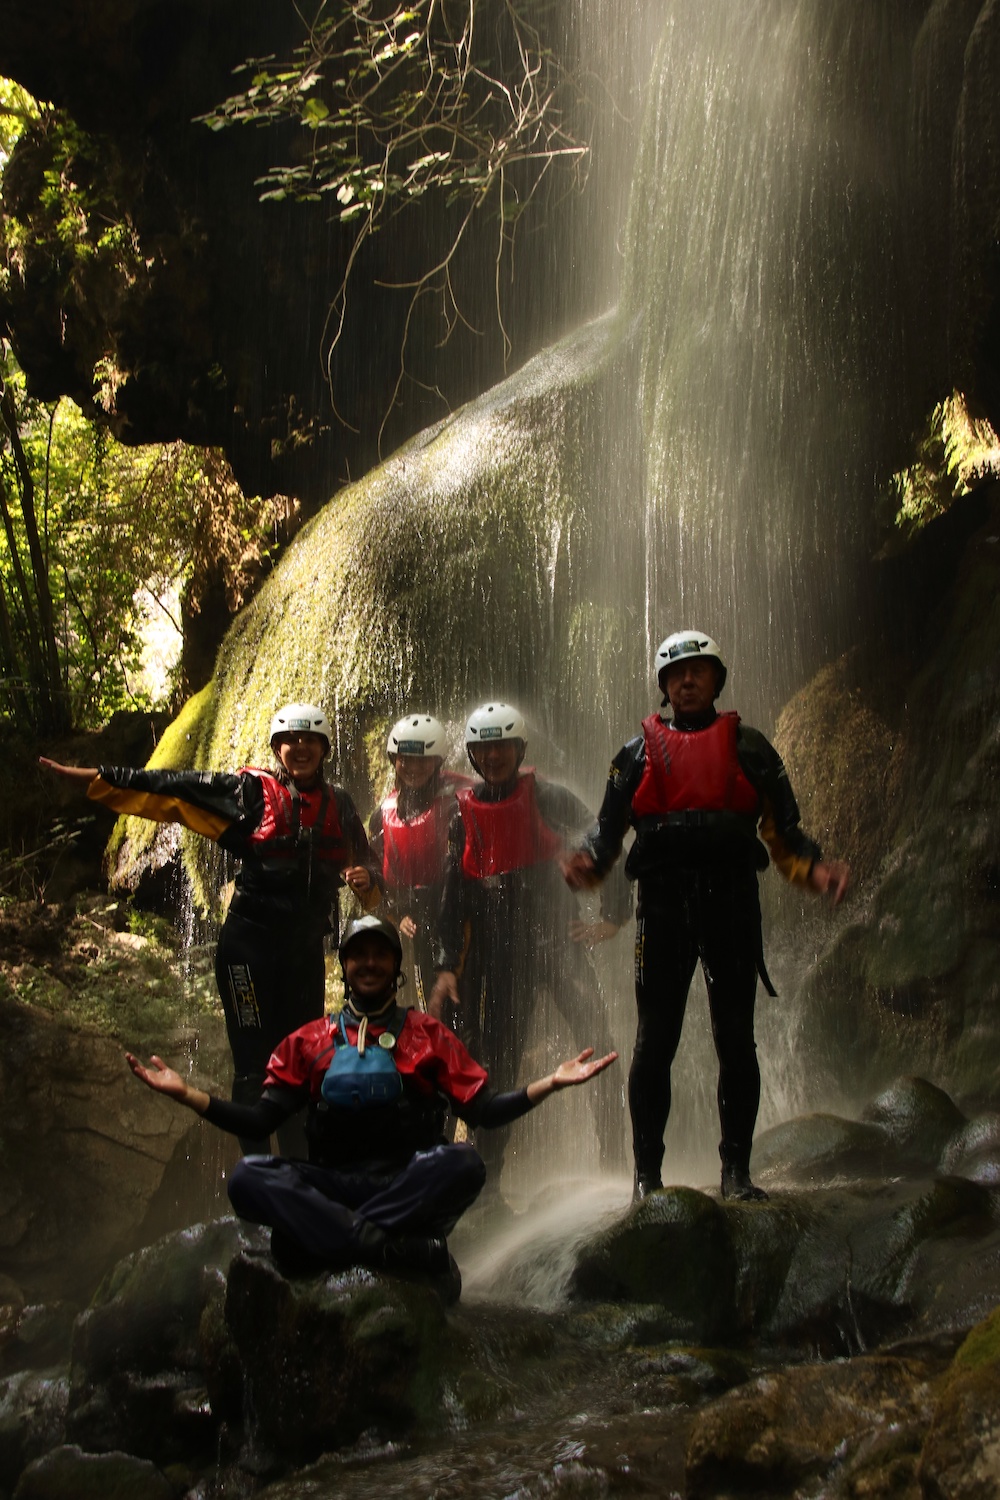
[0,348,287,732]
[885,393,1000,549]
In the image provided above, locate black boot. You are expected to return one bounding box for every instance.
[357,1223,462,1302]
[721,1164,768,1203]
[632,1171,663,1203]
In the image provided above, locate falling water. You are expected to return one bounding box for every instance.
[116,0,971,1261]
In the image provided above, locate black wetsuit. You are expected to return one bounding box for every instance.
[90,765,379,1150]
[583,708,820,1186]
[435,771,628,1176]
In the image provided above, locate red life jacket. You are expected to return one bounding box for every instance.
[240,770,348,865]
[631,713,759,820]
[380,772,466,889]
[457,770,564,880]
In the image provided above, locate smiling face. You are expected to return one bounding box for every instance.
[471,739,522,785]
[663,657,721,719]
[393,753,441,791]
[275,731,326,785]
[342,933,400,1005]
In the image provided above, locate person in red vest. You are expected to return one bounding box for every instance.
[429,701,627,1183]
[562,632,850,1203]
[127,915,618,1299]
[368,713,470,1010]
[40,701,379,1153]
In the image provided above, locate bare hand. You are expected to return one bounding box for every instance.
[528,1047,618,1102]
[38,757,98,789]
[399,914,418,939]
[344,865,371,896]
[428,970,460,1019]
[126,1052,209,1114]
[561,850,601,891]
[126,1051,188,1100]
[569,918,619,948]
[808,858,850,906]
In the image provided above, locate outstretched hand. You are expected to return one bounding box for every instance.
[125,1052,209,1115]
[527,1047,618,1103]
[38,757,97,789]
[808,858,850,906]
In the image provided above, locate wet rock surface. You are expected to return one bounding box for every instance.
[0,1075,995,1494]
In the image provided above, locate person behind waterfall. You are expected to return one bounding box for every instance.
[40,701,379,1155]
[126,915,617,1298]
[562,632,850,1204]
[428,701,628,1185]
[367,714,470,1010]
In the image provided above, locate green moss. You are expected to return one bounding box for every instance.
[951,1304,1000,1376]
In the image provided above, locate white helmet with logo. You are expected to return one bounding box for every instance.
[654,632,728,694]
[464,701,527,748]
[269,702,333,753]
[386,713,446,760]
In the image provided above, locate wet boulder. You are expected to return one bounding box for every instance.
[940,1111,1000,1185]
[219,1250,480,1464]
[12,1442,174,1500]
[67,1217,266,1465]
[0,1372,69,1495]
[753,1111,900,1188]
[569,1188,738,1342]
[861,1076,967,1169]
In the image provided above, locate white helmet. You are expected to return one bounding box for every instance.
[465,701,527,749]
[654,632,727,694]
[386,714,446,759]
[269,702,333,753]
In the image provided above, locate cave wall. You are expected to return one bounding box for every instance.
[0,0,651,508]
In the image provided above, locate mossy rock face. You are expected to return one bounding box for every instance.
[106,314,643,918]
[221,1251,483,1461]
[569,1188,737,1341]
[66,1219,267,1465]
[685,1352,940,1500]
[918,1305,1000,1498]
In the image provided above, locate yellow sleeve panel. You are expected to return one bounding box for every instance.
[758,802,814,886]
[88,777,231,842]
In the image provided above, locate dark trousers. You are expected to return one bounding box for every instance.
[629,870,762,1181]
[215,909,326,1155]
[457,888,617,1178]
[227,1143,486,1259]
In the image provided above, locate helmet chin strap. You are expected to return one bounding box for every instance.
[344,977,403,1018]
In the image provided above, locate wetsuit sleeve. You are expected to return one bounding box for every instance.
[88,766,252,842]
[580,739,645,878]
[203,1093,293,1137]
[737,726,822,884]
[459,1086,536,1128]
[434,806,469,972]
[337,788,382,907]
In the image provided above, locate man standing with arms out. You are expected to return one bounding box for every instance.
[563,632,849,1203]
